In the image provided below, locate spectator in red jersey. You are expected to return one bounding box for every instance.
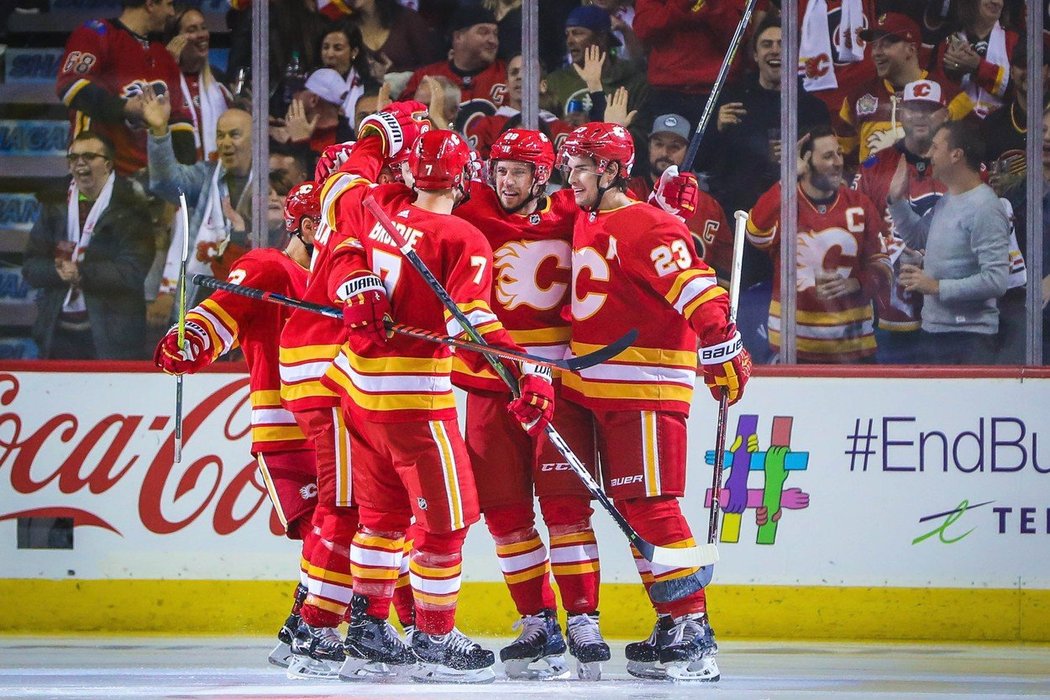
[933,0,1020,118]
[402,6,509,129]
[467,54,574,158]
[633,0,747,135]
[346,0,440,78]
[57,0,197,176]
[853,79,949,363]
[165,7,232,162]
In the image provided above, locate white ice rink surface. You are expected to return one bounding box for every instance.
[3,636,1050,699]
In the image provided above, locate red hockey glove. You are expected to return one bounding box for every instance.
[507,362,555,436]
[337,272,392,343]
[649,165,699,221]
[153,321,212,375]
[699,327,751,406]
[314,142,355,181]
[357,100,431,159]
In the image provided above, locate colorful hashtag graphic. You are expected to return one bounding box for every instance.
[704,415,810,545]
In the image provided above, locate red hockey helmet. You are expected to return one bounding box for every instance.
[558,122,635,178]
[409,129,476,190]
[284,180,321,233]
[489,128,555,185]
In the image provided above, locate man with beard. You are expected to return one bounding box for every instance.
[853,79,949,363]
[748,124,892,363]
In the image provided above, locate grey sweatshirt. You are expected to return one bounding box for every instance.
[888,182,1009,335]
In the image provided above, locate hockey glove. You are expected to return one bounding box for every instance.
[507,362,555,436]
[337,272,392,343]
[357,100,431,160]
[154,321,212,375]
[649,165,699,222]
[314,142,355,182]
[699,326,751,406]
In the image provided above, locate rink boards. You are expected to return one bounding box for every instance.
[1,363,1048,641]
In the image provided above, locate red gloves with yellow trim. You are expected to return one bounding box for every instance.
[699,325,751,406]
[337,272,392,343]
[507,362,555,436]
[154,321,211,375]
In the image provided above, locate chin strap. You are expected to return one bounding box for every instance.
[293,231,313,259]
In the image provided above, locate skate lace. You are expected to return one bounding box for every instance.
[669,615,703,646]
[443,627,481,655]
[568,614,602,646]
[315,626,343,651]
[511,614,547,645]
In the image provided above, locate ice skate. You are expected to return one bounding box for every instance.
[340,597,418,680]
[499,609,570,680]
[565,612,611,680]
[658,613,720,682]
[286,622,344,679]
[267,610,300,668]
[410,627,496,684]
[625,614,674,680]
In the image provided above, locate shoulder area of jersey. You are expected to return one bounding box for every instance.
[85,18,109,34]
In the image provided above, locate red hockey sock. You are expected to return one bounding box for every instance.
[350,528,405,621]
[485,503,556,616]
[391,525,417,626]
[411,528,468,635]
[540,495,599,614]
[300,505,359,628]
[618,496,706,619]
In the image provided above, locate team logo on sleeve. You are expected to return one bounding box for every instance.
[856,94,878,116]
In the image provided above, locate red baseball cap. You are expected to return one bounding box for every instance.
[859,12,920,44]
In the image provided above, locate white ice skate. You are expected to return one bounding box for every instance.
[267,611,300,668]
[659,613,720,682]
[500,610,570,680]
[410,627,496,684]
[566,612,611,680]
[625,615,673,680]
[286,623,344,680]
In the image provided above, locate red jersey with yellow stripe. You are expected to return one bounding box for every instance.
[320,184,519,423]
[747,181,892,362]
[451,183,576,392]
[564,201,730,416]
[279,137,384,412]
[187,248,309,453]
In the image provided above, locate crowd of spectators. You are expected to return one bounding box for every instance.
[13,0,1050,364]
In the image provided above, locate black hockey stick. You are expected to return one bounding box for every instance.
[681,0,759,172]
[648,210,748,603]
[192,275,635,373]
[363,196,703,578]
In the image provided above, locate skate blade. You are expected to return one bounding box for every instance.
[503,654,570,680]
[626,659,669,680]
[267,641,293,668]
[575,659,603,681]
[338,656,410,681]
[411,663,496,684]
[665,657,720,682]
[286,654,341,680]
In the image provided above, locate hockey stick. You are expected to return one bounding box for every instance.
[649,209,748,603]
[173,191,190,464]
[681,0,759,172]
[191,275,635,372]
[362,195,701,573]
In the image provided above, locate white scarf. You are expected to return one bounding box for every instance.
[799,0,866,92]
[64,172,115,311]
[339,67,366,129]
[179,65,231,160]
[960,23,1009,119]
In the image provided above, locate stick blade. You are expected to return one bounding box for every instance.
[562,329,638,371]
[649,565,715,603]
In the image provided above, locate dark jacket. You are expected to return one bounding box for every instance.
[23,177,154,359]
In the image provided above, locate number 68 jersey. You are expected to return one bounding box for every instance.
[563,201,730,417]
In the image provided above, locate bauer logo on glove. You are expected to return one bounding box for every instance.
[153,321,213,375]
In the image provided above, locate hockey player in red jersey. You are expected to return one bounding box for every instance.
[748,124,892,363]
[57,0,196,175]
[558,123,752,682]
[453,128,606,679]
[319,129,555,683]
[153,180,319,670]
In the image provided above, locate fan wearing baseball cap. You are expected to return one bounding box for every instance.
[837,12,974,163]
[852,78,949,363]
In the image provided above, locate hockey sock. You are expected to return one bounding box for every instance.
[391,525,417,627]
[540,495,599,615]
[411,528,468,635]
[485,503,556,616]
[301,505,358,628]
[297,521,319,591]
[349,527,406,621]
[618,496,706,619]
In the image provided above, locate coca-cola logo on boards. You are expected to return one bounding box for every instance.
[0,372,284,537]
